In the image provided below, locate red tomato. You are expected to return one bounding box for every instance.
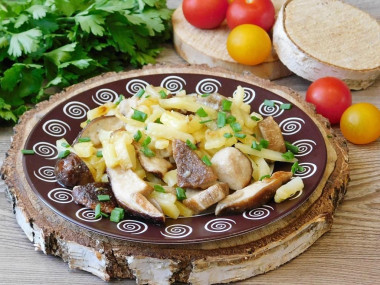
[226,0,275,31]
[182,0,229,29]
[306,77,352,124]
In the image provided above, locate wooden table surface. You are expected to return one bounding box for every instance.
[1,1,379,284]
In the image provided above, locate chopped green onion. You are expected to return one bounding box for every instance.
[259,175,271,181]
[85,119,91,124]
[101,212,109,218]
[110,207,125,223]
[251,115,261,121]
[131,109,148,122]
[134,130,142,142]
[264,99,275,107]
[96,150,103,158]
[280,103,292,110]
[154,185,166,193]
[21,149,35,155]
[234,133,246,139]
[176,187,187,201]
[199,119,213,124]
[97,195,110,202]
[145,94,151,98]
[217,112,226,128]
[251,141,262,151]
[159,90,168,99]
[186,139,197,150]
[282,150,295,160]
[94,203,101,219]
[291,161,305,174]
[201,155,212,166]
[260,139,269,149]
[230,122,242,132]
[135,89,145,98]
[142,136,151,147]
[201,93,210,97]
[58,150,71,158]
[115,94,125,105]
[285,141,299,154]
[226,115,236,124]
[61,142,70,148]
[196,107,208,117]
[78,137,91,143]
[154,118,162,124]
[142,146,155,157]
[222,99,232,112]
[224,133,233,138]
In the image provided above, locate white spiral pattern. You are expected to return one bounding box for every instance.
[42,119,71,137]
[33,166,56,182]
[204,218,236,233]
[75,208,102,222]
[117,220,148,234]
[195,78,222,95]
[33,142,58,160]
[47,188,73,203]
[92,88,118,105]
[292,139,317,157]
[63,101,90,119]
[258,100,285,117]
[293,163,317,179]
[243,205,274,220]
[279,117,306,135]
[160,224,193,239]
[160,76,186,94]
[126,79,149,96]
[289,189,304,200]
[233,87,255,104]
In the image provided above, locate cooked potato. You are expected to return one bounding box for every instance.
[150,191,180,219]
[163,169,177,187]
[274,177,304,203]
[146,122,195,143]
[235,143,298,163]
[73,142,96,158]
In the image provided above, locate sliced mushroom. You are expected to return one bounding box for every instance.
[136,146,173,178]
[54,152,94,188]
[195,93,226,110]
[258,116,286,153]
[107,166,164,224]
[172,139,217,189]
[72,182,117,213]
[75,115,124,147]
[182,183,229,214]
[211,147,253,190]
[215,171,292,215]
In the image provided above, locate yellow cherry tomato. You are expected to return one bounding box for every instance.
[227,24,271,66]
[340,103,380,144]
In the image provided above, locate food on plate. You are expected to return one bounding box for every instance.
[54,85,303,224]
[274,177,304,203]
[340,103,380,144]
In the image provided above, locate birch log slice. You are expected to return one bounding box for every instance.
[273,0,380,90]
[1,65,348,285]
[172,6,292,80]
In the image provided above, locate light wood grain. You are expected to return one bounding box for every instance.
[1,0,379,284]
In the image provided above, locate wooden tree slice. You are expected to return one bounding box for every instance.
[1,65,348,284]
[273,0,380,90]
[172,7,292,80]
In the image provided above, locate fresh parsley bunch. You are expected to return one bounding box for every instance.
[0,0,172,124]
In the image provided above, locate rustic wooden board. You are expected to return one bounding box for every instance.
[1,64,348,284]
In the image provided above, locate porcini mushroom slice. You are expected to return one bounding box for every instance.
[215,171,292,215]
[136,147,173,178]
[107,166,165,224]
[211,147,253,190]
[258,116,286,153]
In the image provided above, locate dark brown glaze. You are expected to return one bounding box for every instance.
[259,116,286,153]
[72,182,117,214]
[172,139,217,189]
[54,153,94,188]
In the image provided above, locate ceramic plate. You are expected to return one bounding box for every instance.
[23,73,327,244]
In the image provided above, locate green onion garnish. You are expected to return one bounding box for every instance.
[97,195,110,202]
[226,115,236,124]
[115,94,125,105]
[154,185,166,193]
[230,122,242,132]
[101,212,109,218]
[264,99,275,107]
[96,150,103,157]
[251,115,260,121]
[159,90,168,99]
[154,118,162,124]
[201,155,212,166]
[145,94,151,98]
[78,137,91,143]
[224,133,233,138]
[142,146,155,157]
[201,93,210,97]
[94,203,101,219]
[217,112,226,128]
[135,89,145,98]
[85,119,91,124]
[285,141,299,154]
[234,133,246,138]
[58,150,71,158]
[142,136,151,147]
[176,187,187,201]
[260,139,269,149]
[134,130,142,142]
[199,119,213,124]
[291,161,305,174]
[186,139,197,150]
[222,99,232,112]
[259,175,271,181]
[280,103,292,110]
[251,141,262,151]
[131,109,148,122]
[21,149,35,155]
[61,142,70,148]
[110,207,125,223]
[282,150,295,160]
[196,107,208,117]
